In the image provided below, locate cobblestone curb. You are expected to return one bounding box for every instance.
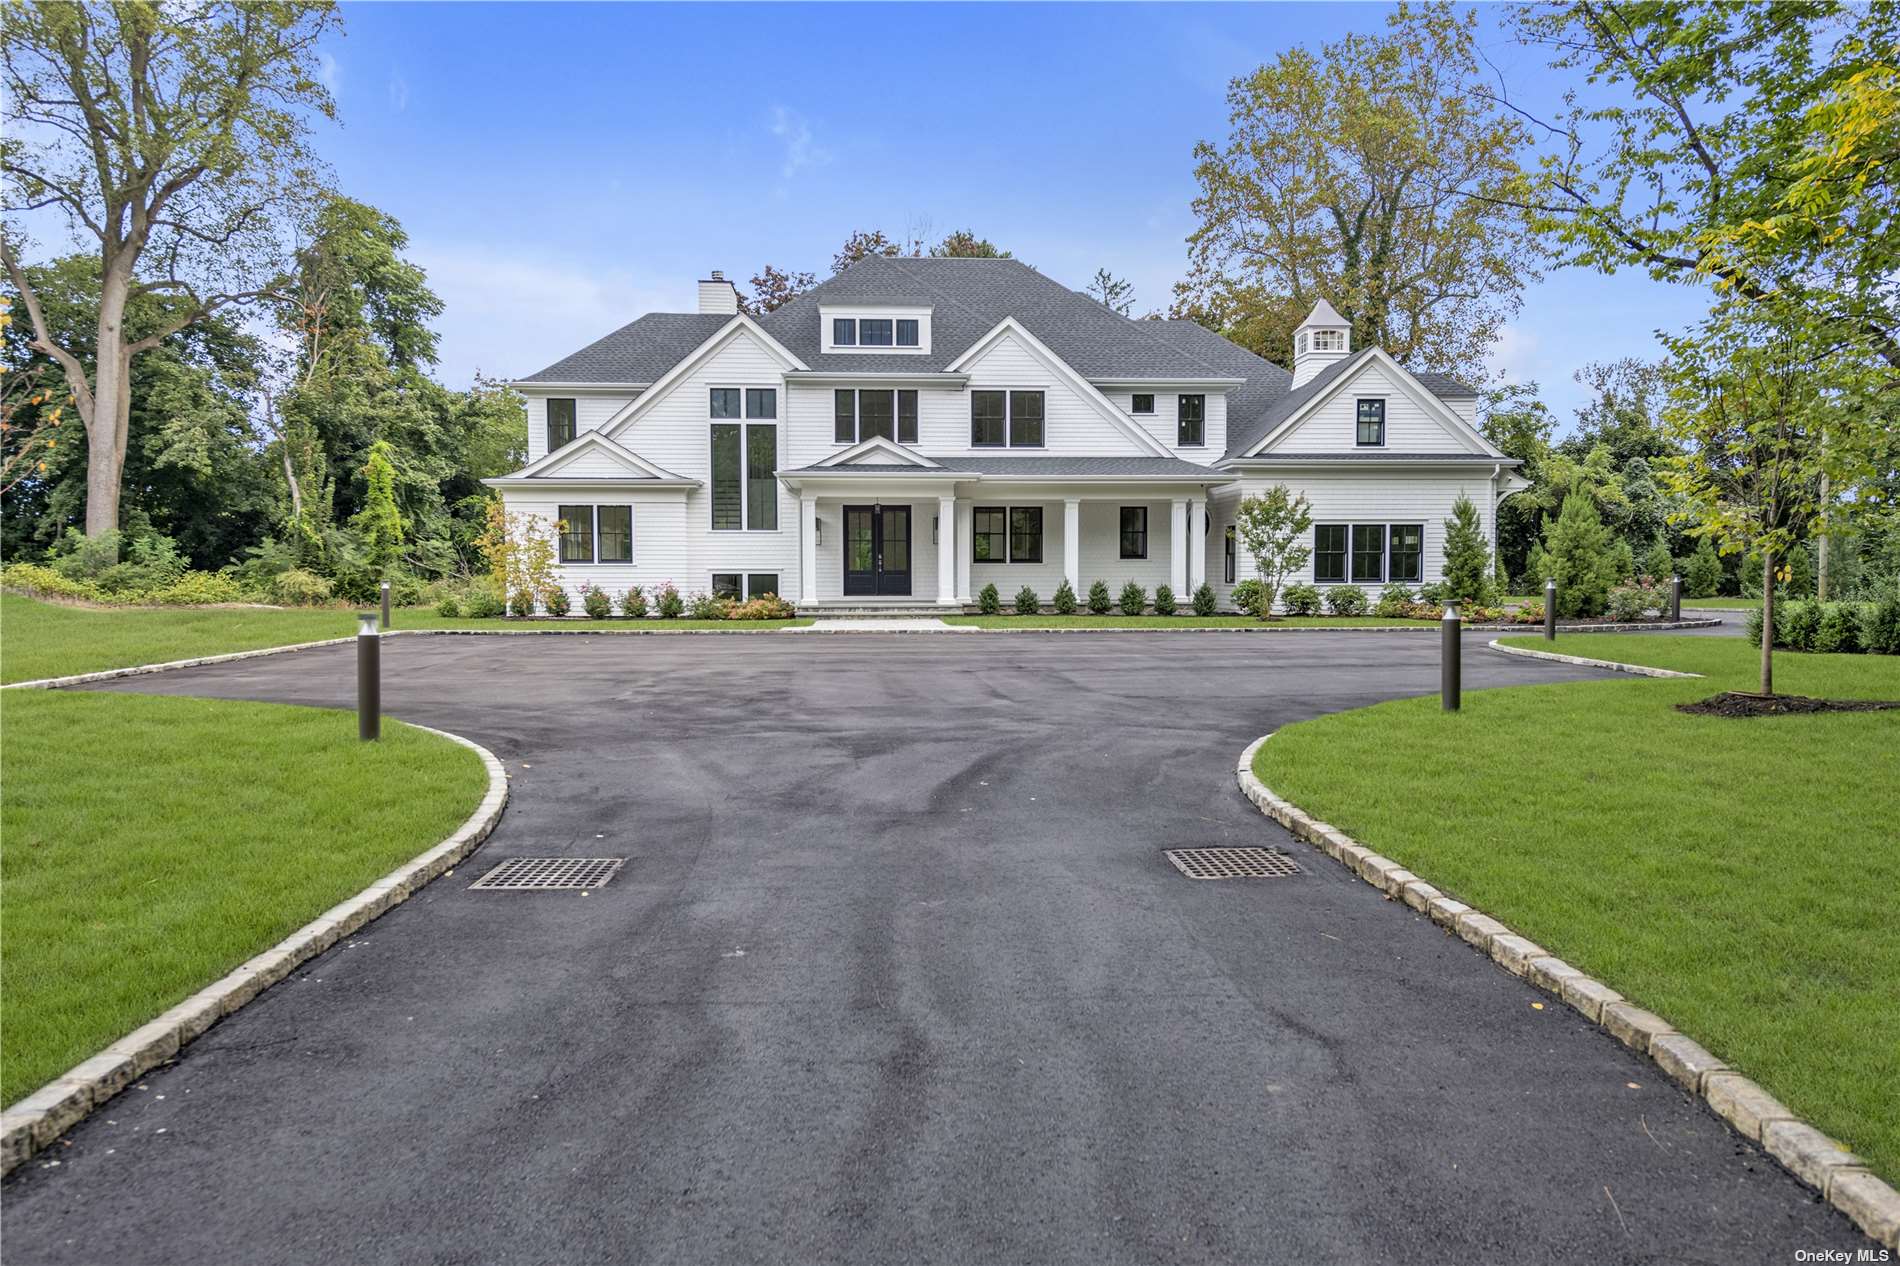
[1486,638,1706,679]
[1233,734,1899,1249]
[942,619,1719,635]
[0,724,509,1178]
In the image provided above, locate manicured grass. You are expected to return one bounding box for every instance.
[1683,596,1760,609]
[0,594,809,683]
[1255,633,1900,1180]
[944,614,1450,629]
[1,689,488,1106]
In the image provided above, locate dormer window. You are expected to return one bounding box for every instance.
[896,319,919,346]
[832,318,856,346]
[823,307,931,353]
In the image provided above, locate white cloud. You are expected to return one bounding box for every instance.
[388,75,410,113]
[316,51,342,97]
[1485,323,1541,386]
[769,106,830,180]
[409,243,680,387]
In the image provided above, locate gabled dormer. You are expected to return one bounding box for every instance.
[1291,299,1351,387]
[820,305,932,355]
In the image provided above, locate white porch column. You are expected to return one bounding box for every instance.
[1063,498,1081,596]
[937,494,956,605]
[799,494,818,605]
[1187,497,1207,591]
[1169,498,1189,595]
[955,501,973,601]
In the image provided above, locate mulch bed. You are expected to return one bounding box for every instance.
[1676,691,1900,718]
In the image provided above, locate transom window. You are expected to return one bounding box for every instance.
[1356,398,1385,446]
[833,389,919,444]
[1313,522,1422,584]
[712,573,781,601]
[546,398,576,451]
[556,504,632,564]
[973,505,1042,563]
[971,390,1044,448]
[1178,394,1205,447]
[1119,506,1148,559]
[1131,393,1155,415]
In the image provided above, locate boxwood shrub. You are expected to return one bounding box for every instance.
[1325,584,1368,616]
[1279,583,1320,616]
[978,582,1001,615]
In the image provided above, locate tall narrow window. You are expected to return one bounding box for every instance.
[710,388,740,419]
[832,318,857,347]
[1351,524,1386,582]
[1008,391,1044,447]
[834,390,856,443]
[896,319,919,347]
[973,507,1007,561]
[1119,506,1148,559]
[897,390,919,444]
[1178,394,1205,446]
[745,388,776,419]
[558,504,594,563]
[747,425,777,530]
[597,506,632,563]
[1389,524,1422,582]
[546,398,576,451]
[1009,507,1043,563]
[858,318,894,346]
[1356,399,1385,446]
[710,423,742,530]
[1224,526,1236,584]
[1314,525,1347,583]
[971,391,1006,447]
[859,390,894,441]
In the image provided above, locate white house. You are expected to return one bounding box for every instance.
[486,257,1528,611]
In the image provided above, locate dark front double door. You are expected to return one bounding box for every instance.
[843,504,911,596]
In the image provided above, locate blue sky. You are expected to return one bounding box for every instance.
[308,1,1709,426]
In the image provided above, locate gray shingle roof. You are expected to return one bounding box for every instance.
[1221,350,1373,459]
[519,313,729,383]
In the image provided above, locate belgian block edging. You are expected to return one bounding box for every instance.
[1485,639,1706,678]
[0,724,509,1179]
[1233,734,1899,1249]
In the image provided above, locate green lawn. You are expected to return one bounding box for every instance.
[1255,634,1900,1181]
[0,594,809,683]
[1683,596,1760,609]
[945,614,1461,629]
[1,689,489,1106]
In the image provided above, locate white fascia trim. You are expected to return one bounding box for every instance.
[788,372,970,388]
[942,318,1173,458]
[1243,348,1501,459]
[509,381,652,393]
[816,436,944,468]
[483,476,698,490]
[501,429,694,482]
[967,472,1223,484]
[600,314,809,440]
[1090,378,1247,390]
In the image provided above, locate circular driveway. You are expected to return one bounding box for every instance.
[1,630,1865,1264]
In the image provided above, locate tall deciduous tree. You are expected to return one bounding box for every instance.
[742,264,816,315]
[930,230,1009,259]
[1,0,340,538]
[832,229,902,274]
[1179,2,1539,376]
[1085,269,1134,316]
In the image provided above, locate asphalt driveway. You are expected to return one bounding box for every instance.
[2,630,1866,1264]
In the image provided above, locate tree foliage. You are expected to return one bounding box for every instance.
[930,230,1009,258]
[1542,491,1618,618]
[743,264,816,315]
[832,229,902,274]
[1440,492,1494,605]
[1086,269,1134,316]
[1178,2,1540,375]
[1234,485,1313,617]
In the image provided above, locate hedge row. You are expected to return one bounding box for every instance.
[1746,596,1900,655]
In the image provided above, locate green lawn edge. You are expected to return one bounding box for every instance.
[1254,634,1900,1181]
[1,690,490,1105]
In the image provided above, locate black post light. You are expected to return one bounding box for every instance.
[1442,601,1462,712]
[1544,577,1557,643]
[380,579,392,630]
[358,613,381,742]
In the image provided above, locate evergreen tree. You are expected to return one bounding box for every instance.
[1543,492,1617,617]
[1684,538,1723,598]
[1439,493,1494,605]
[1641,539,1675,582]
[351,440,405,576]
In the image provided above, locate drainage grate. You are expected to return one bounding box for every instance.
[468,857,625,891]
[1165,847,1304,880]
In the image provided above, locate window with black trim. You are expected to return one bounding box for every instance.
[558,504,594,563]
[712,572,742,599]
[1389,524,1422,582]
[859,391,894,441]
[1351,524,1386,582]
[834,390,855,443]
[1178,394,1205,446]
[746,388,776,419]
[597,505,632,563]
[547,398,576,451]
[973,507,1007,561]
[896,319,919,347]
[1010,507,1043,562]
[1131,393,1154,415]
[1224,526,1236,584]
[897,390,918,444]
[1356,398,1385,446]
[971,391,1006,447]
[711,424,742,530]
[710,388,740,419]
[747,425,777,529]
[832,318,857,346]
[859,318,894,346]
[832,389,920,445]
[1119,506,1148,559]
[1314,525,1348,583]
[1009,391,1044,447]
[746,573,780,600]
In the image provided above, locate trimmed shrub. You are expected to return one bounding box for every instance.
[1231,578,1267,617]
[978,582,1001,615]
[1813,602,1862,653]
[1191,582,1216,616]
[464,588,506,619]
[1086,579,1112,614]
[1280,582,1321,616]
[1863,593,1900,654]
[544,587,572,617]
[655,583,684,619]
[1118,581,1146,616]
[1684,538,1723,598]
[1153,584,1177,616]
[1778,599,1820,651]
[1325,584,1367,616]
[1745,605,1765,647]
[1606,581,1660,623]
[620,586,649,618]
[1014,585,1040,615]
[436,596,462,618]
[729,593,797,619]
[1052,579,1077,615]
[509,590,535,618]
[270,568,333,606]
[582,586,613,619]
[686,590,728,620]
[1374,583,1414,618]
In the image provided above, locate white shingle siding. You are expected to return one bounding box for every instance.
[1265,364,1482,455]
[942,332,1154,456]
[1103,392,1227,464]
[505,489,689,603]
[522,391,640,464]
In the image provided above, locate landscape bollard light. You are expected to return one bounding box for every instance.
[1442,601,1462,712]
[1544,578,1557,642]
[380,579,392,630]
[1670,574,1682,623]
[357,613,381,742]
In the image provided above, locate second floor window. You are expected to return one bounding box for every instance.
[1131,394,1154,414]
[547,398,576,451]
[834,389,920,444]
[1356,398,1385,446]
[971,390,1045,448]
[1178,394,1205,447]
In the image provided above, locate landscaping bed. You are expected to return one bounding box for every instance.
[0,690,488,1106]
[1252,633,1900,1182]
[1675,691,1900,718]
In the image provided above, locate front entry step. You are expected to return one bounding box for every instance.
[798,605,964,618]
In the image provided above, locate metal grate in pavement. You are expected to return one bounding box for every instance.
[1164,847,1304,880]
[468,857,625,891]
